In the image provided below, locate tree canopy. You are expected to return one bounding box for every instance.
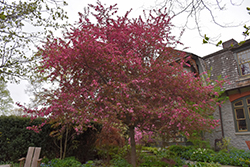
[0,0,68,82]
[0,81,13,114]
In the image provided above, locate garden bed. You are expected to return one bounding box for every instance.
[185,160,242,167]
[1,145,250,167]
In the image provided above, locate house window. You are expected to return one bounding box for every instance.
[232,96,250,132]
[237,49,250,76]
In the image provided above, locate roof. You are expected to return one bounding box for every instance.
[202,38,250,59]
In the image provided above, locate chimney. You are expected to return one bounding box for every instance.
[222,39,238,49]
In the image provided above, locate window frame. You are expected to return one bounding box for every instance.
[237,49,250,76]
[232,96,250,132]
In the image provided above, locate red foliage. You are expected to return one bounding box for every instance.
[95,125,125,148]
[20,1,225,166]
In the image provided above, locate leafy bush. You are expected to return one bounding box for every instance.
[180,147,197,160]
[210,150,231,165]
[239,158,250,167]
[187,131,211,149]
[141,146,161,155]
[190,148,215,162]
[0,115,57,162]
[137,147,185,167]
[95,125,125,162]
[216,137,231,152]
[168,145,192,157]
[111,157,132,167]
[82,160,105,167]
[40,157,82,167]
[188,162,221,167]
[173,145,250,167]
[0,161,16,166]
[82,161,94,167]
[210,149,250,167]
[103,145,132,167]
[139,154,168,167]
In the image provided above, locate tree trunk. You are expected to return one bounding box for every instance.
[63,125,69,159]
[60,136,62,159]
[129,126,136,167]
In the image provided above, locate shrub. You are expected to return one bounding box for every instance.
[188,162,221,167]
[139,154,168,167]
[176,145,250,167]
[111,157,132,167]
[180,147,197,160]
[168,145,192,157]
[211,149,250,167]
[190,148,215,162]
[40,157,82,167]
[137,147,185,167]
[0,115,57,162]
[95,125,125,162]
[82,160,94,167]
[216,137,231,152]
[141,146,161,155]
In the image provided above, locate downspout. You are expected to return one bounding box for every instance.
[219,104,224,138]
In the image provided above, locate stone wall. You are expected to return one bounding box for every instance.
[202,49,240,91]
[222,99,250,150]
[204,106,222,149]
[201,50,250,150]
[205,99,250,150]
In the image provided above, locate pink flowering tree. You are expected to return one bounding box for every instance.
[20,1,225,166]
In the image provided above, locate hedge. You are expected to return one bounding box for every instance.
[0,115,101,163]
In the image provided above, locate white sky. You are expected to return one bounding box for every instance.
[7,0,250,107]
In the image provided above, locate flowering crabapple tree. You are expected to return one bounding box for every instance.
[21,1,225,166]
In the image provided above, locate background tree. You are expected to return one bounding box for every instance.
[20,2,225,166]
[243,7,250,38]
[0,81,13,115]
[0,0,68,82]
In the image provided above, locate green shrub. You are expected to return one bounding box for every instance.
[41,157,82,167]
[190,148,215,162]
[141,146,160,155]
[82,160,94,167]
[187,131,211,149]
[101,145,131,167]
[239,158,250,167]
[180,147,196,160]
[137,148,185,167]
[139,154,168,167]
[111,158,132,167]
[216,137,231,152]
[211,149,250,167]
[177,145,250,167]
[168,145,192,157]
[0,115,57,162]
[188,162,221,167]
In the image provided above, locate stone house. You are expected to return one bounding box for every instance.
[201,38,250,150]
[153,40,250,149]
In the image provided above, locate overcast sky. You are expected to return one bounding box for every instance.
[7,0,250,107]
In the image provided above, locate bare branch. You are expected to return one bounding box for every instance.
[152,0,248,42]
